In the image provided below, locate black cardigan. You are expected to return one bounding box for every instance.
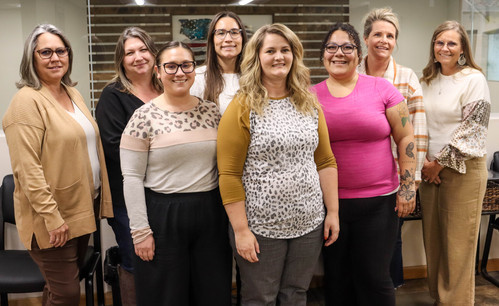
[95,82,146,207]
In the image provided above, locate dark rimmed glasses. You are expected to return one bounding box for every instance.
[36,47,70,59]
[324,43,357,54]
[159,61,196,75]
[214,28,242,40]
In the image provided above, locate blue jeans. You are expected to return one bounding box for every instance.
[107,205,134,273]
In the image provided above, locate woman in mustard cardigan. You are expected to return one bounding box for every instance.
[2,24,113,306]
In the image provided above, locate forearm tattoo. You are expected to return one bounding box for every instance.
[398,104,409,127]
[398,169,416,201]
[405,142,415,159]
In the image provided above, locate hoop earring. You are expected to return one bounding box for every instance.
[458,54,466,66]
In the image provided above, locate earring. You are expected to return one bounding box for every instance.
[433,58,438,63]
[458,54,466,66]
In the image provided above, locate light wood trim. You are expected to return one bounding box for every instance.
[403,258,499,280]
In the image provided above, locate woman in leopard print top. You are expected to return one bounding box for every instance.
[217,23,339,305]
[120,41,232,306]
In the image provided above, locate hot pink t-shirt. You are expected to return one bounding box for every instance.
[313,74,404,199]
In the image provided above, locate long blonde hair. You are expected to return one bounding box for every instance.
[237,23,319,115]
[421,20,482,85]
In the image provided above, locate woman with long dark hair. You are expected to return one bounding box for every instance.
[190,11,248,114]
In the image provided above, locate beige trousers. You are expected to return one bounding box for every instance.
[420,156,487,306]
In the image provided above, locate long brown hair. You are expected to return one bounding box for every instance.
[203,11,248,105]
[421,20,482,85]
[110,27,162,93]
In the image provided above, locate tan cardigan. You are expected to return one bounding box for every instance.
[2,85,113,250]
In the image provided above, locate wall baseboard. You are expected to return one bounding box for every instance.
[4,293,113,306]
[404,258,499,280]
[308,258,499,288]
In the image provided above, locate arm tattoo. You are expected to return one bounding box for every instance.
[398,104,409,127]
[398,169,415,201]
[405,142,415,159]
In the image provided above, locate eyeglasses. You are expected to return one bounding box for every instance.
[159,61,196,75]
[36,47,70,59]
[324,43,357,54]
[434,40,459,49]
[214,28,242,40]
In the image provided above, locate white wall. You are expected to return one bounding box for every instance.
[1,0,91,116]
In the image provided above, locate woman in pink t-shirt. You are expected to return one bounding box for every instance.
[312,23,416,306]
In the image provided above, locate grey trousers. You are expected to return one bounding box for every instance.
[229,224,323,306]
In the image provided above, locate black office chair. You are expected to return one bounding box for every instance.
[0,174,45,306]
[0,174,105,305]
[104,245,123,306]
[81,212,106,306]
[481,151,499,287]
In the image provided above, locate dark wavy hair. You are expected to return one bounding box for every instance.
[155,41,196,67]
[320,22,362,65]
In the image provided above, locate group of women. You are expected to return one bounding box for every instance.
[2,6,490,306]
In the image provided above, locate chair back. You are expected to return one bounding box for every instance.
[491,151,499,172]
[0,174,15,251]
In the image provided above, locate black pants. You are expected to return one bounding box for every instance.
[323,194,398,306]
[134,188,232,306]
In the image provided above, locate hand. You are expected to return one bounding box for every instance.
[134,234,155,261]
[324,212,340,247]
[49,223,69,247]
[422,159,443,184]
[234,228,260,263]
[396,186,416,218]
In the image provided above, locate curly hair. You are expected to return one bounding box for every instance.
[238,23,319,116]
[320,23,362,65]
